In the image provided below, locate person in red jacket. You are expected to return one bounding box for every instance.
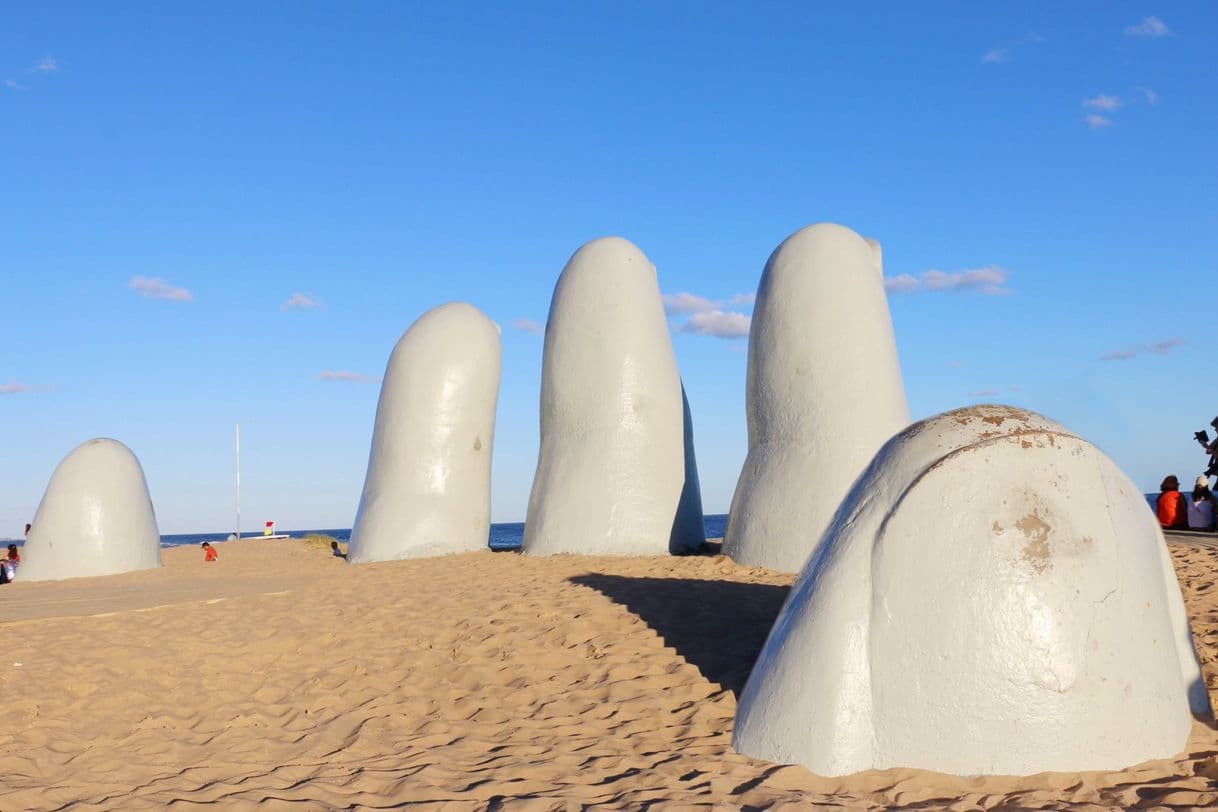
[1157,475,1189,529]
[202,542,219,562]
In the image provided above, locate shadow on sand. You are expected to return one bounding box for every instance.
[569,574,790,695]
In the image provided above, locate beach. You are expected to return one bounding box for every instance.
[1,535,1217,810]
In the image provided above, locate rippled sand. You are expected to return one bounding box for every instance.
[1,535,1217,809]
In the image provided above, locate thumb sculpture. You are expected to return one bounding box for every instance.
[733,405,1211,777]
[724,223,909,573]
[523,236,705,556]
[348,302,502,564]
[20,438,162,581]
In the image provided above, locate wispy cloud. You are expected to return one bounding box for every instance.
[661,290,755,340]
[318,370,380,383]
[1100,338,1187,361]
[884,275,920,294]
[1125,16,1171,38]
[282,292,323,310]
[6,55,57,90]
[1083,94,1123,111]
[679,310,751,339]
[1082,96,1122,129]
[885,266,1010,295]
[0,380,57,395]
[662,292,720,316]
[982,32,1045,64]
[662,291,757,316]
[510,317,544,335]
[968,386,1021,398]
[1082,86,1162,128]
[129,275,193,301]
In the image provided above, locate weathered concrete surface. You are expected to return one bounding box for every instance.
[348,302,502,563]
[724,223,908,573]
[524,237,704,556]
[734,405,1210,776]
[20,438,162,582]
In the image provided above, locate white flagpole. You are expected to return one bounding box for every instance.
[235,422,241,541]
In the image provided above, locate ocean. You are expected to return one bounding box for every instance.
[158,513,731,551]
[17,502,1187,549]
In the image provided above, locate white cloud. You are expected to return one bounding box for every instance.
[282,292,323,310]
[1083,94,1122,111]
[128,275,193,301]
[0,380,56,395]
[662,292,720,315]
[510,317,544,335]
[1082,88,1159,128]
[7,56,58,90]
[923,268,1009,293]
[884,274,920,294]
[679,310,751,339]
[1100,338,1187,361]
[661,290,756,338]
[319,370,380,383]
[663,290,757,316]
[981,32,1045,64]
[1125,16,1171,38]
[885,266,1010,295]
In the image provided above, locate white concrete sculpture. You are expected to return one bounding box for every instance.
[348,302,502,564]
[523,237,705,556]
[734,405,1211,777]
[724,222,909,573]
[20,438,162,581]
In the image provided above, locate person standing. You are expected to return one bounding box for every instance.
[1188,475,1215,531]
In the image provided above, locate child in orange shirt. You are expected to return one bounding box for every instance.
[202,542,218,562]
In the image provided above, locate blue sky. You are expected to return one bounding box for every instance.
[3,3,1216,534]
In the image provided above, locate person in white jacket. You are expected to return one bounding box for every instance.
[1188,475,1215,531]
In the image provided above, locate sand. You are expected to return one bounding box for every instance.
[1,534,1217,810]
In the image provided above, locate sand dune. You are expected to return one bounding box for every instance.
[2,535,1217,809]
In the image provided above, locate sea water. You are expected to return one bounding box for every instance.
[158,514,732,551]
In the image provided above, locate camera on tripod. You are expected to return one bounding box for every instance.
[1196,416,1218,478]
